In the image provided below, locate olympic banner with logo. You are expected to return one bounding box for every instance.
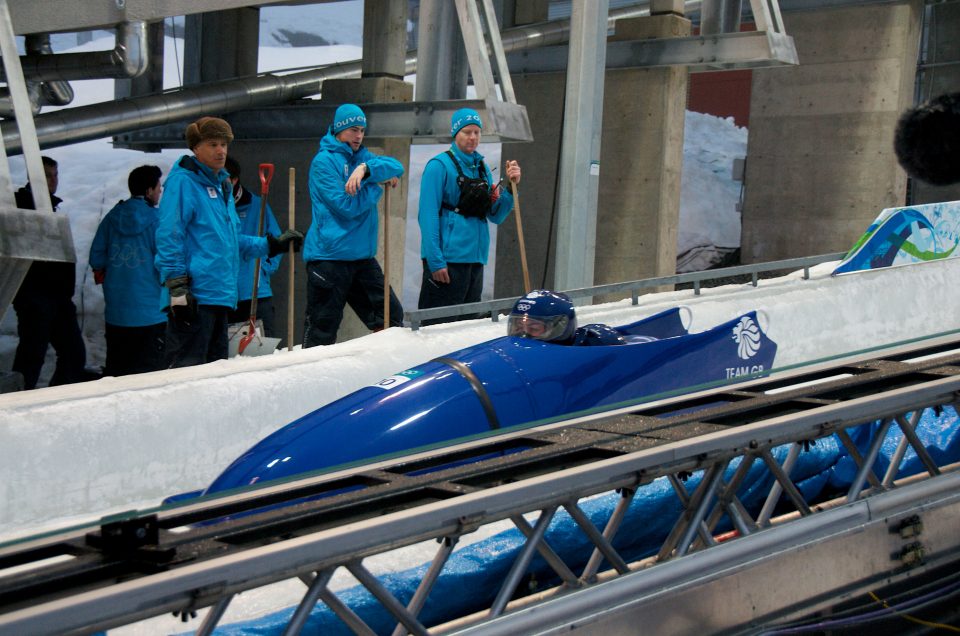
[831,200,960,275]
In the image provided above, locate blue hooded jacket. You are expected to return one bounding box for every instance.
[418,143,514,273]
[235,186,282,300]
[89,197,166,327]
[155,155,268,309]
[303,131,404,261]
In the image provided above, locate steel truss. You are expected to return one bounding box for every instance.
[3,334,960,634]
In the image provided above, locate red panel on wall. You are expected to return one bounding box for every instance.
[688,70,753,127]
[687,23,756,128]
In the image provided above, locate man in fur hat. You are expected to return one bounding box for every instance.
[155,116,302,367]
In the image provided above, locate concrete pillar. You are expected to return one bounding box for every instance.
[498,7,690,302]
[553,0,608,293]
[595,13,689,300]
[496,3,554,297]
[362,0,407,79]
[741,1,923,262]
[184,8,259,84]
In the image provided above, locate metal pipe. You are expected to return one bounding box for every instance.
[0,85,41,117]
[13,22,148,83]
[1,1,701,154]
[24,34,74,106]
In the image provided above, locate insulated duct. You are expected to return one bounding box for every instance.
[0,2,700,154]
[13,21,149,83]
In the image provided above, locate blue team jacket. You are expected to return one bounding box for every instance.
[235,187,282,301]
[155,155,268,309]
[89,197,166,327]
[303,131,405,262]
[418,144,514,273]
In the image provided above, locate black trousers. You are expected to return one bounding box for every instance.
[163,305,230,369]
[104,322,166,376]
[417,261,484,326]
[303,258,403,347]
[228,296,276,338]
[12,293,87,390]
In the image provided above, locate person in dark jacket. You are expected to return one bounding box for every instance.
[224,156,283,337]
[302,103,405,347]
[155,117,302,368]
[89,165,166,376]
[417,108,521,324]
[12,156,88,389]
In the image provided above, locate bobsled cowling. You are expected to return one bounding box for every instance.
[204,308,776,494]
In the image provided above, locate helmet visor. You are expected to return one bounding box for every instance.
[507,313,570,341]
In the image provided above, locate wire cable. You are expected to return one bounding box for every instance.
[868,590,960,633]
[751,569,960,634]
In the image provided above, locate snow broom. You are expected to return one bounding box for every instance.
[510,175,531,293]
[383,182,392,329]
[287,167,296,351]
[238,163,275,355]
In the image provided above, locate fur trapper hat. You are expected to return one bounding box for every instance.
[185,116,234,149]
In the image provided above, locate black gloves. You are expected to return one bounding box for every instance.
[267,229,305,257]
[165,275,197,323]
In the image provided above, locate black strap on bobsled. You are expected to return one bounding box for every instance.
[433,356,501,430]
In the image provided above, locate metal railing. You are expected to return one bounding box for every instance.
[2,332,959,635]
[405,252,846,330]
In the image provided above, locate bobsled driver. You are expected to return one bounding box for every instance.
[507,290,626,346]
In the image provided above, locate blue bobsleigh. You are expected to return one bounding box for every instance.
[202,308,778,495]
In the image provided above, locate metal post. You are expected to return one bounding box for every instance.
[554,0,608,292]
[348,561,429,636]
[480,0,517,103]
[668,473,717,548]
[701,0,743,35]
[455,0,498,100]
[846,418,895,503]
[675,463,727,557]
[563,501,630,575]
[490,507,558,617]
[283,569,335,636]
[895,411,942,477]
[836,430,884,490]
[390,537,459,636]
[511,513,579,585]
[581,488,635,581]
[0,0,51,212]
[416,0,469,100]
[195,595,233,636]
[757,443,803,526]
[318,587,376,635]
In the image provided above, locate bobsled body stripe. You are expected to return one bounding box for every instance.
[434,356,501,430]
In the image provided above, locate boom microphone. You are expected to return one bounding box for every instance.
[894,92,960,186]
